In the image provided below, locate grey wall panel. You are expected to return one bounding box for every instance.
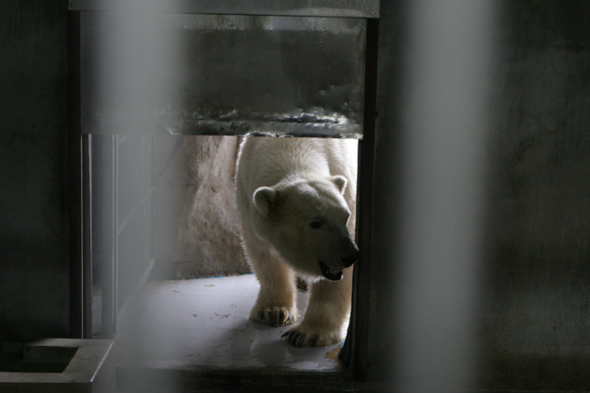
[0,1,71,342]
[370,1,590,390]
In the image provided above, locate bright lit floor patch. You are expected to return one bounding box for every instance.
[115,274,343,372]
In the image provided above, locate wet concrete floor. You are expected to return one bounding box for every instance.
[115,275,343,372]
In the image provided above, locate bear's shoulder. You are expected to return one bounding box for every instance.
[237,137,357,197]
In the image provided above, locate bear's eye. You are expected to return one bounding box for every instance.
[309,221,323,230]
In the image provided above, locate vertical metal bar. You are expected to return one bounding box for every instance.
[339,17,379,380]
[83,135,93,338]
[150,135,156,265]
[68,10,84,339]
[97,135,117,339]
[113,135,120,322]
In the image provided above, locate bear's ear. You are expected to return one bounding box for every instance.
[253,186,277,216]
[331,175,348,195]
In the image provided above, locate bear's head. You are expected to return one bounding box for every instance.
[251,175,358,281]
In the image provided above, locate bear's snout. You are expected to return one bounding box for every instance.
[341,249,359,268]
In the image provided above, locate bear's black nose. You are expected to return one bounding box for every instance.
[341,251,359,268]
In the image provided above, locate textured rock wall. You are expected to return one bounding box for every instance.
[158,135,249,279]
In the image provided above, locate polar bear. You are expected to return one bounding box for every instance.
[235,136,358,347]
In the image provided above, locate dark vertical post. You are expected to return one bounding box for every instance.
[68,10,84,339]
[83,135,93,338]
[339,17,379,381]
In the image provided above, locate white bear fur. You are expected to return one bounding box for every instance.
[235,137,358,347]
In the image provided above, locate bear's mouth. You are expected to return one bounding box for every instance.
[319,261,343,281]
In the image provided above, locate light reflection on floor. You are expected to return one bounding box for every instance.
[115,274,343,372]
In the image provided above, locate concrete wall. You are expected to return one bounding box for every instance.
[480,1,590,389]
[371,1,590,389]
[0,1,70,342]
[174,136,250,278]
[153,135,250,279]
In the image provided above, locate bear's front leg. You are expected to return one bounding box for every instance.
[282,267,353,347]
[248,247,299,327]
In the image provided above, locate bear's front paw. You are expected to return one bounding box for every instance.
[250,306,297,327]
[281,325,343,348]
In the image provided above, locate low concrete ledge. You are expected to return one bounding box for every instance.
[0,339,114,393]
